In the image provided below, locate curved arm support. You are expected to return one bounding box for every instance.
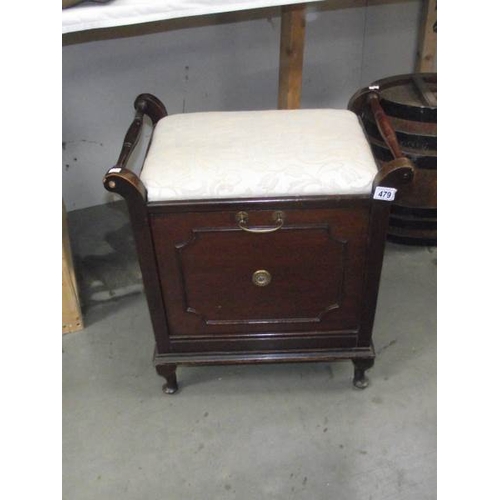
[104,94,167,204]
[372,157,415,191]
[103,168,147,205]
[349,90,416,195]
[367,92,403,160]
[347,86,372,115]
[134,93,168,125]
[116,94,168,170]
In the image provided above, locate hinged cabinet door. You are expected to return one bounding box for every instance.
[150,207,370,344]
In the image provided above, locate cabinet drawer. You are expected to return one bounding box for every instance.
[150,207,370,338]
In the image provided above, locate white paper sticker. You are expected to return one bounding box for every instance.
[373,186,397,201]
[108,167,122,174]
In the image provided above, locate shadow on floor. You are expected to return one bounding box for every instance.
[68,201,143,324]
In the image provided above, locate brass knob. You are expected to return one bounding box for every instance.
[252,270,272,287]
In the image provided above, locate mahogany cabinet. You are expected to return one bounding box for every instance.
[103,93,413,393]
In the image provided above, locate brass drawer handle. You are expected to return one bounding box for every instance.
[236,211,285,233]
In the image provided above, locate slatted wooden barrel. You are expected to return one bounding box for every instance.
[348,73,437,246]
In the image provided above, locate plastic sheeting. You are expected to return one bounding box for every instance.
[62,0,319,34]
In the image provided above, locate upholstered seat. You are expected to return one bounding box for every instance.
[140,109,378,202]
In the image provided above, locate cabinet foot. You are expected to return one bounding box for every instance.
[352,358,375,389]
[156,364,178,394]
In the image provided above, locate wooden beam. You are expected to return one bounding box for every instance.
[278,4,306,109]
[62,202,84,334]
[416,0,437,72]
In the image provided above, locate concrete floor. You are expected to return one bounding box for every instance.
[63,202,436,500]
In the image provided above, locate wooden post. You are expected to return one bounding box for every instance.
[416,0,437,72]
[62,202,84,334]
[278,3,306,109]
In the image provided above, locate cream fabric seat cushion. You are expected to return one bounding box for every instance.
[140,109,378,202]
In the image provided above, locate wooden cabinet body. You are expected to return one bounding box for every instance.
[150,200,373,356]
[133,194,396,391]
[103,94,414,392]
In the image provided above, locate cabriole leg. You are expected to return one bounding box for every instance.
[156,364,178,394]
[352,358,375,389]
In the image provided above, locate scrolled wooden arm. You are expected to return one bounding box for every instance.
[134,93,168,125]
[351,91,415,194]
[103,168,147,203]
[116,94,168,169]
[367,92,403,160]
[103,94,168,203]
[372,157,414,191]
[349,87,415,163]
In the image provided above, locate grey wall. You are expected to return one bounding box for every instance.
[62,0,423,211]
